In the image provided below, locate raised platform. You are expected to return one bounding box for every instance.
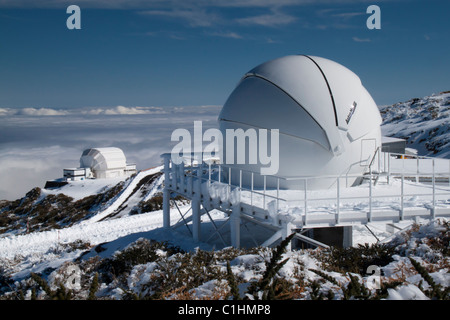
[161,152,450,248]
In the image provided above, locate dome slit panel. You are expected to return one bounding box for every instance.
[302,55,339,127]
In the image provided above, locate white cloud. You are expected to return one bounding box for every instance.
[0,107,69,116]
[0,106,171,117]
[208,31,243,39]
[82,106,166,115]
[20,107,69,116]
[236,9,297,27]
[139,8,220,27]
[352,36,371,42]
[0,108,15,116]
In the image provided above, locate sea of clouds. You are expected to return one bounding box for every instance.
[0,105,221,200]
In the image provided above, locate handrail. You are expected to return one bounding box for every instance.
[368,146,381,169]
[163,151,450,222]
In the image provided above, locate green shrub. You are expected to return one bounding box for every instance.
[30,273,73,300]
[226,261,240,300]
[97,238,183,282]
[318,243,396,275]
[137,194,163,213]
[88,273,99,300]
[410,257,449,300]
[245,233,295,300]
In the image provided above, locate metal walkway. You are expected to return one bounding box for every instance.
[161,152,450,248]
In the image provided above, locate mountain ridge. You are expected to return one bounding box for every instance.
[380,90,450,158]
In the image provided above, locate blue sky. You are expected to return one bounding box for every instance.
[0,0,449,108]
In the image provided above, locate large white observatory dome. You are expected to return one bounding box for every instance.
[80,147,128,179]
[219,55,382,190]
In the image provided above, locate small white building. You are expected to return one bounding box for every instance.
[381,136,406,154]
[63,167,91,181]
[64,147,136,181]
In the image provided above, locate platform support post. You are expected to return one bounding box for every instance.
[281,221,294,251]
[192,197,201,242]
[230,205,241,248]
[343,226,353,248]
[192,163,202,242]
[162,154,171,229]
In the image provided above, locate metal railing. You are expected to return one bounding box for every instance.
[162,151,450,226]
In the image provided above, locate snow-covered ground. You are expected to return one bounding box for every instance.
[2,213,447,300]
[87,166,163,223]
[43,176,126,201]
[0,206,219,280]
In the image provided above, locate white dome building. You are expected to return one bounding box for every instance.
[63,147,136,181]
[80,147,135,179]
[219,55,382,190]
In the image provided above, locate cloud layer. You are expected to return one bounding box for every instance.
[0,105,196,117]
[0,105,221,200]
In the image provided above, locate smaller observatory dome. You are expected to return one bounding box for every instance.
[80,147,127,179]
[219,55,382,190]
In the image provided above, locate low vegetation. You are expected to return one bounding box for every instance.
[0,182,125,235]
[0,219,448,300]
